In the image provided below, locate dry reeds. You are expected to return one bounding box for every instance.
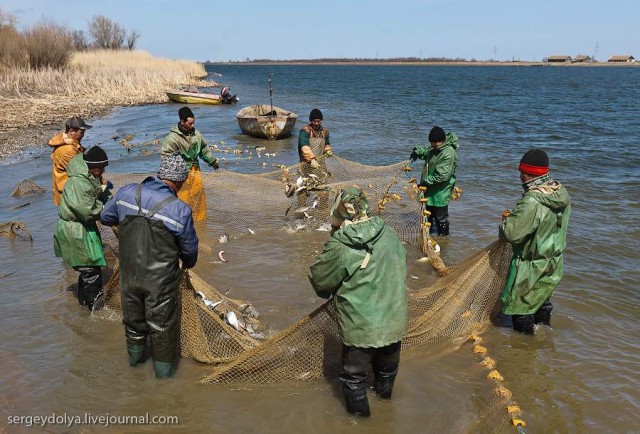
[0,50,208,131]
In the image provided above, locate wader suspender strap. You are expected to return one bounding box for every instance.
[134,184,179,219]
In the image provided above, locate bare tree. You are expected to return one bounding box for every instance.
[0,7,17,29]
[88,15,127,49]
[72,29,90,51]
[126,30,140,50]
[23,20,73,69]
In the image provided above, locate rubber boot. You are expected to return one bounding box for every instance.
[534,300,553,326]
[436,221,450,236]
[343,385,370,417]
[512,314,535,335]
[373,370,397,399]
[154,361,175,379]
[127,343,146,367]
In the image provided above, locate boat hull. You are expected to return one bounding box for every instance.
[236,105,298,140]
[166,91,222,105]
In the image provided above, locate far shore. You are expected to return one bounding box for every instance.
[206,60,639,67]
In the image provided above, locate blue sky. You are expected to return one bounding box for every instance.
[3,0,638,62]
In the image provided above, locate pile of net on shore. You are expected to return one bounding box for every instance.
[101,155,512,384]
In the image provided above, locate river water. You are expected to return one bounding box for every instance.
[1,65,639,433]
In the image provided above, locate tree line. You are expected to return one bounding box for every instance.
[0,9,140,70]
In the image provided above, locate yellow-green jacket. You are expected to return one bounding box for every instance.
[499,180,571,315]
[413,132,459,207]
[161,125,217,169]
[308,217,408,348]
[53,154,111,267]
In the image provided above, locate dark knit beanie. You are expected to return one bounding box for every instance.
[178,106,195,121]
[519,149,549,176]
[83,146,108,168]
[309,108,323,121]
[428,126,446,143]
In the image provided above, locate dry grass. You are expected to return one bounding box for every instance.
[0,49,210,132]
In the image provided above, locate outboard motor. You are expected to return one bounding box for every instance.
[220,86,239,104]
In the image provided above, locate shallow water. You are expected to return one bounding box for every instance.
[1,65,639,433]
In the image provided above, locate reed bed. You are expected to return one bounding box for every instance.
[0,50,210,132]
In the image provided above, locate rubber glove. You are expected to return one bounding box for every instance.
[324,150,333,157]
[409,148,419,162]
[211,159,220,170]
[310,159,320,169]
[101,181,113,192]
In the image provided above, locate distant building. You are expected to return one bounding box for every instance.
[607,55,636,63]
[572,55,592,63]
[546,55,572,63]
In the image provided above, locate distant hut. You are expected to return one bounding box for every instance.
[607,55,636,63]
[546,55,572,63]
[572,55,592,63]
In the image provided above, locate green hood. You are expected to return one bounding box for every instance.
[66,152,91,179]
[331,217,384,250]
[528,181,570,212]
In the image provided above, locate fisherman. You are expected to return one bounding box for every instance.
[308,187,407,417]
[161,106,219,221]
[49,116,92,206]
[298,108,332,176]
[499,149,571,335]
[100,153,198,378]
[53,146,112,311]
[409,126,459,236]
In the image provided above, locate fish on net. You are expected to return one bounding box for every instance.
[100,155,517,427]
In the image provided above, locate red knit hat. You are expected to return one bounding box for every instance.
[519,149,549,176]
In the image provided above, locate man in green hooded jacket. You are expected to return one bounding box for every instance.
[410,126,459,236]
[499,149,571,335]
[161,106,219,221]
[53,146,112,311]
[308,186,408,417]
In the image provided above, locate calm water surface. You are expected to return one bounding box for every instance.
[1,65,639,433]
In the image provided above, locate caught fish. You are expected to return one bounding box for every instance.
[248,228,256,235]
[225,311,240,331]
[218,251,228,262]
[316,222,332,232]
[218,233,229,243]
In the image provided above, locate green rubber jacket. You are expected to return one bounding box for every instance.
[413,132,459,207]
[161,126,217,169]
[308,217,408,348]
[499,181,571,315]
[53,154,112,267]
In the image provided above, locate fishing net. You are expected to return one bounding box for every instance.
[101,155,511,380]
[0,220,33,240]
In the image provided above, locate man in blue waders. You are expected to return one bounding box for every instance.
[100,154,199,378]
[308,187,408,417]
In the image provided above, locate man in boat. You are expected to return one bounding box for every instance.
[308,187,407,417]
[100,153,198,378]
[499,149,571,335]
[409,126,459,236]
[298,108,332,176]
[49,116,92,206]
[161,106,219,221]
[53,146,113,311]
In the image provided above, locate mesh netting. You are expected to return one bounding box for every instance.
[100,155,511,383]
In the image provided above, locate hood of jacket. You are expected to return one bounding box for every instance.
[331,216,385,251]
[527,181,570,212]
[48,132,83,150]
[66,153,92,180]
[436,132,459,152]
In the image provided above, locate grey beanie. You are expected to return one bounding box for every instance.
[158,153,189,182]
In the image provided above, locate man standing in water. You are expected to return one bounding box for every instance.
[49,116,91,206]
[500,149,571,335]
[100,154,198,378]
[308,187,407,417]
[409,126,459,236]
[53,146,112,311]
[298,108,333,175]
[161,106,219,221]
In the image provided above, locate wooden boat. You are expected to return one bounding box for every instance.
[236,105,298,140]
[166,86,239,105]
